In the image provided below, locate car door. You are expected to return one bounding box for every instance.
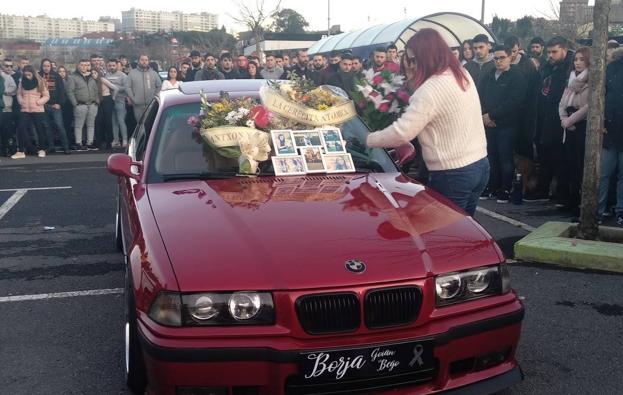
[120,100,160,253]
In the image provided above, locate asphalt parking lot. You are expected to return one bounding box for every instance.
[0,154,622,394]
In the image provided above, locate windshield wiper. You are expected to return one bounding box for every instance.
[162,172,239,181]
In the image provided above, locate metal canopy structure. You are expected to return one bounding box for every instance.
[308,12,495,56]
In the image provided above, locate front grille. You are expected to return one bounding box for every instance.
[295,293,360,334]
[284,365,437,395]
[364,286,422,328]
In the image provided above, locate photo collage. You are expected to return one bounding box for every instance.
[270,128,355,176]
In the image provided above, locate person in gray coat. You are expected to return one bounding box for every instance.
[66,59,99,149]
[126,54,161,121]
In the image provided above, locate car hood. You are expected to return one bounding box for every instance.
[147,174,501,292]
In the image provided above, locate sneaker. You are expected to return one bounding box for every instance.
[111,141,120,148]
[479,187,494,200]
[496,190,510,204]
[617,214,623,228]
[86,144,99,151]
[10,151,25,159]
[523,192,549,202]
[37,150,46,158]
[121,141,128,148]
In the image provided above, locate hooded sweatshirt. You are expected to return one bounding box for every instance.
[465,53,496,91]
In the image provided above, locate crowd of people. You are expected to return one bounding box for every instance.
[0,31,621,225]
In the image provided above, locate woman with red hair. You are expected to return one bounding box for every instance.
[366,28,489,216]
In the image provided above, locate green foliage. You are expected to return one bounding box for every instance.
[271,8,309,33]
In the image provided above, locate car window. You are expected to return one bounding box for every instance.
[147,102,397,183]
[136,101,159,161]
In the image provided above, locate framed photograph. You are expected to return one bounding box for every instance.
[324,139,346,153]
[272,155,306,176]
[300,146,326,173]
[318,128,343,143]
[322,153,356,173]
[292,130,323,148]
[270,130,297,156]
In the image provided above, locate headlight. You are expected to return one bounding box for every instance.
[187,294,219,321]
[229,292,261,320]
[148,292,182,326]
[435,265,510,306]
[181,291,275,326]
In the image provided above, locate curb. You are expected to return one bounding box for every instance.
[514,221,623,273]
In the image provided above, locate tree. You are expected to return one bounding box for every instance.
[271,8,309,33]
[230,0,282,58]
[515,16,534,42]
[578,0,611,240]
[491,16,513,42]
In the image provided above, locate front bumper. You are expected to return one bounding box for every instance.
[139,303,524,395]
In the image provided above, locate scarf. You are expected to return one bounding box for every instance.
[564,69,588,108]
[21,76,38,90]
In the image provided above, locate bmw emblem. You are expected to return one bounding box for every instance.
[345,259,366,274]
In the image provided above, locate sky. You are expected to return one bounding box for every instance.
[6,0,568,32]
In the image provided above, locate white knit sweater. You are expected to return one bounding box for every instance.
[366,70,487,171]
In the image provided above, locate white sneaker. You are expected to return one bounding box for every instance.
[11,151,26,159]
[38,150,46,158]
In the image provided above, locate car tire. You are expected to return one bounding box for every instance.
[115,197,124,253]
[125,268,147,394]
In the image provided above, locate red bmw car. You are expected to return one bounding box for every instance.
[108,80,524,395]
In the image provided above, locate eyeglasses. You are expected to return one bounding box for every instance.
[493,56,508,62]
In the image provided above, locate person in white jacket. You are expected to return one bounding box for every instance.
[161,67,182,91]
[365,28,489,216]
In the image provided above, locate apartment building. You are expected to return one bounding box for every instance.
[121,8,218,33]
[0,14,115,42]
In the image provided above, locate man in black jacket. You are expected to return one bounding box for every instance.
[281,49,313,80]
[194,53,224,81]
[600,51,623,226]
[479,44,527,202]
[525,36,574,203]
[39,58,70,154]
[219,53,241,79]
[327,54,355,94]
[465,34,496,93]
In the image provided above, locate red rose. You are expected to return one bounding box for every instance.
[357,100,366,109]
[396,90,410,103]
[250,105,270,128]
[385,93,395,102]
[372,74,384,85]
[378,102,390,113]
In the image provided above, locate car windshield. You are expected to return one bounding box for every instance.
[148,102,397,182]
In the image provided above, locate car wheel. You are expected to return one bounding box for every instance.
[115,197,123,253]
[125,269,147,394]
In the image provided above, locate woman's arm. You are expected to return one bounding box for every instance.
[366,91,434,148]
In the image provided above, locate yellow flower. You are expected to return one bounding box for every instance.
[317,104,329,111]
[213,103,226,112]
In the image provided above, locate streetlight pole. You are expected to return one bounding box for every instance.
[327,0,331,36]
[481,0,485,24]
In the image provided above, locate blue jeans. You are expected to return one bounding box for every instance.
[485,126,515,193]
[112,99,128,144]
[45,106,69,150]
[598,147,623,215]
[428,157,490,216]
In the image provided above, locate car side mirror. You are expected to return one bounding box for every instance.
[107,153,142,181]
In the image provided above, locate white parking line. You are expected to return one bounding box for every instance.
[0,186,72,221]
[0,190,28,221]
[476,206,536,232]
[0,288,124,303]
[0,186,72,192]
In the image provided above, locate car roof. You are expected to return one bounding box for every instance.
[158,79,275,108]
